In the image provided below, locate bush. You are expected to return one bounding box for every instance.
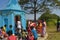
[46,19,57,27]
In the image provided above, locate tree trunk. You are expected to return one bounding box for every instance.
[34,9,36,22]
[34,0,37,22]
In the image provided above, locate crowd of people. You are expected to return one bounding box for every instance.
[27,19,46,38]
[0,19,47,40]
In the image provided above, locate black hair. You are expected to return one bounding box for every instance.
[16,28,19,31]
[9,25,12,29]
[26,27,29,30]
[42,19,45,22]
[30,26,34,30]
[4,25,6,27]
[1,27,3,29]
[23,30,26,32]
[8,30,12,36]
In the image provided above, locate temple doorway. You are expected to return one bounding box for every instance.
[15,15,21,28]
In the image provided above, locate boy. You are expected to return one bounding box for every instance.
[7,30,17,40]
[3,25,6,32]
[22,30,27,40]
[16,28,22,40]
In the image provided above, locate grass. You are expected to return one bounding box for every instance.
[47,26,60,40]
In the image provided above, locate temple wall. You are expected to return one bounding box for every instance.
[0,0,26,34]
[0,15,3,27]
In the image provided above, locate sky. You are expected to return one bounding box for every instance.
[0,0,60,20]
[0,0,9,9]
[52,9,60,16]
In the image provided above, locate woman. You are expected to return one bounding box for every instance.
[37,20,43,34]
[41,19,46,37]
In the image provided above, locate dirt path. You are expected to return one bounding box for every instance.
[37,33,48,40]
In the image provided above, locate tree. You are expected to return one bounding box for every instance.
[18,0,60,21]
[38,10,59,20]
[53,0,60,6]
[19,0,29,5]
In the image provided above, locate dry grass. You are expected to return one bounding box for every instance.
[47,26,60,40]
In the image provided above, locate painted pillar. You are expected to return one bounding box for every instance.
[2,15,4,27]
[11,13,15,34]
[21,13,26,30]
[0,15,3,27]
[8,14,11,32]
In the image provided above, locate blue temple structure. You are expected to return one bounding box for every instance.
[0,0,26,34]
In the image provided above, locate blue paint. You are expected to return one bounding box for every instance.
[0,0,26,34]
[4,18,8,32]
[0,16,3,27]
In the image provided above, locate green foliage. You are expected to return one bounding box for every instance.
[38,11,59,21]
[19,0,29,5]
[47,19,57,26]
[54,0,60,6]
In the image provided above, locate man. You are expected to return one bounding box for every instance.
[57,18,60,32]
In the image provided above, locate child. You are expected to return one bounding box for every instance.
[7,30,17,40]
[31,27,38,40]
[22,30,27,40]
[0,28,3,39]
[16,28,22,40]
[2,28,8,38]
[9,25,12,29]
[3,25,6,32]
[7,25,12,35]
[0,27,8,40]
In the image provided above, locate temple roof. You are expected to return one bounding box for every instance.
[0,0,21,11]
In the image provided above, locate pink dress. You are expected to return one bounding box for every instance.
[42,22,46,36]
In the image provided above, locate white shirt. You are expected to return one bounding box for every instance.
[17,21,21,29]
